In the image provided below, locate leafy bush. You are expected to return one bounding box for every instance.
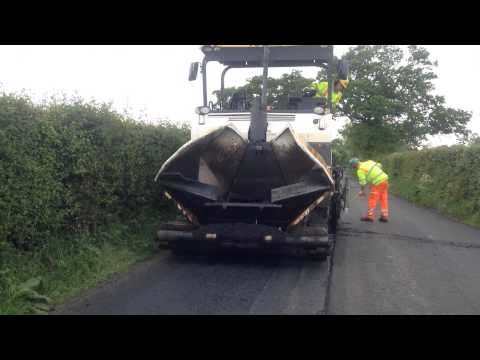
[382,144,480,228]
[0,93,188,250]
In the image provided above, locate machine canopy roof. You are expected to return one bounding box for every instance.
[200,45,333,68]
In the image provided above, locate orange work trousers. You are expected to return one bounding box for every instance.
[367,180,389,219]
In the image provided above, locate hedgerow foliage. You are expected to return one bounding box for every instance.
[382,145,480,228]
[0,93,188,250]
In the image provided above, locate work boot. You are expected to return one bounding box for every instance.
[360,216,374,222]
[379,216,389,223]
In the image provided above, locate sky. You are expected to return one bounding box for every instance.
[0,45,478,146]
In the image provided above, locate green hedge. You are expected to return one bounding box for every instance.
[0,93,188,250]
[382,145,480,228]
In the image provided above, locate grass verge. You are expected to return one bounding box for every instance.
[0,213,169,315]
[381,146,480,229]
[387,180,480,229]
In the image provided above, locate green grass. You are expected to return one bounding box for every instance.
[0,213,169,315]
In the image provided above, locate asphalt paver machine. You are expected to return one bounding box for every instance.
[155,45,349,259]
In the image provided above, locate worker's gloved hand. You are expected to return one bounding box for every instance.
[357,191,366,198]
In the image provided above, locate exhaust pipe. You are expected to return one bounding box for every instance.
[247,46,270,143]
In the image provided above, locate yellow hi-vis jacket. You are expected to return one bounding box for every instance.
[357,160,389,186]
[309,81,343,109]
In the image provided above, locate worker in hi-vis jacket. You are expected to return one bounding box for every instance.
[304,79,349,110]
[349,158,389,222]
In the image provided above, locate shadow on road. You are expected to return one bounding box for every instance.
[163,247,330,269]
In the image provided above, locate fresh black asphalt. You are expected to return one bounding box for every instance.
[56,182,480,315]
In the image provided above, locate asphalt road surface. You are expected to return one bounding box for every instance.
[56,182,480,315]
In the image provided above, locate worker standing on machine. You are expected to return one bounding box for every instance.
[349,158,389,223]
[304,79,349,110]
